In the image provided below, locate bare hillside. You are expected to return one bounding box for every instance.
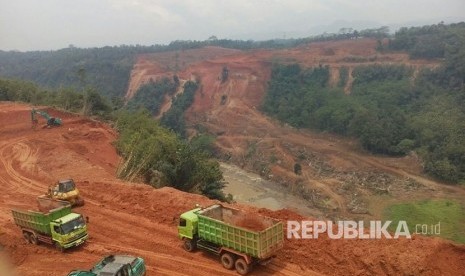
[125,38,459,222]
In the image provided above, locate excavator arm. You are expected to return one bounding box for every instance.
[31,108,62,127]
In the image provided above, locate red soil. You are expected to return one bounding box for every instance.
[0,36,462,276]
[0,102,464,276]
[235,216,267,232]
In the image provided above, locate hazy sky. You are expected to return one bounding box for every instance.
[1,0,464,51]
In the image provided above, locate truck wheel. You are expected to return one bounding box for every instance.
[183,239,196,252]
[22,231,31,243]
[220,253,235,270]
[235,258,250,275]
[29,234,38,245]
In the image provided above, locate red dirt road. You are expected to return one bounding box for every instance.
[0,102,464,275]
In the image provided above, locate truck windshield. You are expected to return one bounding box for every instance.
[61,216,85,234]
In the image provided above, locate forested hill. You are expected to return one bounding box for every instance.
[0,46,144,98]
[262,22,465,183]
[0,25,392,99]
[1,22,464,184]
[0,22,461,98]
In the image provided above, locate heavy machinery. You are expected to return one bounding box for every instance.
[45,179,84,207]
[67,255,146,276]
[11,197,88,252]
[178,204,284,275]
[31,108,62,128]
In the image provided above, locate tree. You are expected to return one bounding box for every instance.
[126,78,176,115]
[161,80,198,137]
[82,88,111,116]
[115,110,226,200]
[221,66,229,83]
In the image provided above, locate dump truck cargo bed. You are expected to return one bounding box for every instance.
[12,202,72,235]
[197,204,283,260]
[37,195,70,212]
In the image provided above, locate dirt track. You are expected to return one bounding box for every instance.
[1,102,464,275]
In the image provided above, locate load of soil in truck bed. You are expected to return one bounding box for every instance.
[199,204,277,232]
[235,215,267,231]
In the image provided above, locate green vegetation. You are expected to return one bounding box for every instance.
[120,78,225,200]
[384,200,465,244]
[160,80,198,137]
[261,22,465,183]
[115,110,226,200]
[0,47,138,98]
[388,22,465,59]
[126,77,178,114]
[0,78,112,117]
[338,67,349,87]
[262,60,465,182]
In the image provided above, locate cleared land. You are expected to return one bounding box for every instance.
[1,39,464,275]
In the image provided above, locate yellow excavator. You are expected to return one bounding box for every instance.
[45,179,84,207]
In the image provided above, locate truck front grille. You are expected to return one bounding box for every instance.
[68,232,88,244]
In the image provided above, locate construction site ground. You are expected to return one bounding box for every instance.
[0,102,464,275]
[0,38,464,275]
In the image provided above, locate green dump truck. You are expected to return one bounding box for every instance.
[67,254,146,276]
[11,197,88,252]
[178,204,284,275]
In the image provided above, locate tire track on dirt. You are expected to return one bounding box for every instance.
[0,139,45,194]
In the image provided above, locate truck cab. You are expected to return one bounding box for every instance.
[178,207,201,240]
[12,197,88,251]
[50,213,88,250]
[67,255,146,276]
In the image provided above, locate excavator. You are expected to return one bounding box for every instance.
[31,108,62,128]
